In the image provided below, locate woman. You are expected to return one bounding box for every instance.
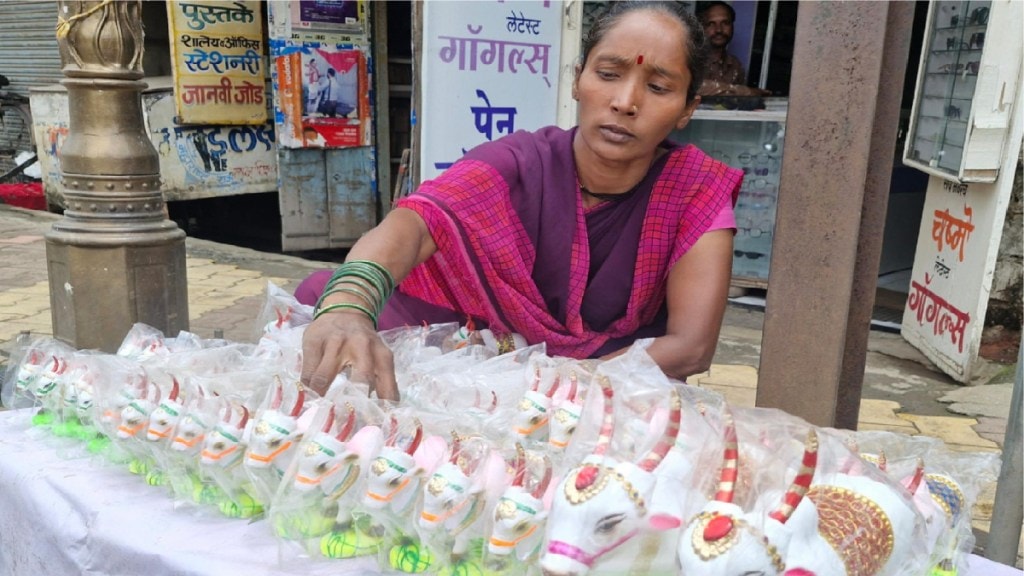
[300,1,742,400]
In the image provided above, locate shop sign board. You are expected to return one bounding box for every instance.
[167,0,268,125]
[419,0,562,181]
[901,92,1022,383]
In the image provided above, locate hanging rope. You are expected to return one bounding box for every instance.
[56,0,114,39]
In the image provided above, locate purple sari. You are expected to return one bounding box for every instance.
[383,126,741,358]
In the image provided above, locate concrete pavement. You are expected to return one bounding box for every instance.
[0,203,1019,566]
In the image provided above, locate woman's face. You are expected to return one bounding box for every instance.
[574,10,699,165]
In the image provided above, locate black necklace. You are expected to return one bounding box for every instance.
[579,180,643,202]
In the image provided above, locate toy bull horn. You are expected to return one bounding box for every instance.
[336,403,356,442]
[713,411,739,503]
[565,371,578,403]
[449,431,463,465]
[768,429,818,524]
[544,375,560,399]
[238,405,250,430]
[291,385,305,418]
[511,443,527,487]
[270,378,284,410]
[637,388,681,472]
[168,377,180,402]
[905,458,926,495]
[322,404,337,434]
[530,366,541,392]
[532,454,553,500]
[592,376,616,458]
[407,419,423,455]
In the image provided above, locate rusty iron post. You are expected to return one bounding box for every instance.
[757,2,913,428]
[45,0,189,353]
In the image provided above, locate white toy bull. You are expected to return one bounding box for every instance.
[678,424,924,575]
[548,371,584,451]
[487,444,553,569]
[362,416,429,524]
[293,403,360,497]
[417,432,508,564]
[246,380,306,474]
[513,367,560,442]
[540,378,690,576]
[147,377,184,442]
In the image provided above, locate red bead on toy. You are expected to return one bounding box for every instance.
[703,514,734,542]
[575,465,600,490]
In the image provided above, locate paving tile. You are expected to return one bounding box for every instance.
[855,421,920,435]
[698,383,756,408]
[694,363,758,389]
[899,413,1000,450]
[858,398,910,428]
[0,235,44,245]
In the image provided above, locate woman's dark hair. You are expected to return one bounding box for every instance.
[580,1,708,101]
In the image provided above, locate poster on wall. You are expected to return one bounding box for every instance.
[166,0,268,125]
[291,0,364,31]
[273,43,369,148]
[419,0,562,181]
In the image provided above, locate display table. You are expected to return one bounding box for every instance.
[0,408,1019,576]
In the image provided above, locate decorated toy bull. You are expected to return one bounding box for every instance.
[678,422,925,575]
[199,400,263,517]
[548,371,584,451]
[417,432,508,567]
[540,377,691,576]
[487,444,553,570]
[513,367,560,442]
[246,379,307,474]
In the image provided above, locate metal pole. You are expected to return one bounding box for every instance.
[46,1,189,353]
[757,0,778,91]
[986,345,1023,565]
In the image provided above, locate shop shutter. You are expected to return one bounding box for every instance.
[0,1,62,173]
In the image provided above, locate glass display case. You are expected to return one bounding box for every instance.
[904,0,1017,183]
[671,109,787,287]
[905,1,989,176]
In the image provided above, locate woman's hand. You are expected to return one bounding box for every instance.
[300,309,399,401]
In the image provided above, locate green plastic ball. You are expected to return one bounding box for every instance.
[389,542,434,573]
[319,528,380,558]
[218,492,264,518]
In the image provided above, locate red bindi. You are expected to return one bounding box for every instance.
[636,55,644,65]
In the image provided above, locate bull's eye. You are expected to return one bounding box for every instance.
[565,425,576,435]
[529,415,541,425]
[158,419,169,427]
[269,438,282,448]
[184,430,196,439]
[515,520,529,534]
[213,442,225,450]
[444,499,455,510]
[596,513,625,535]
[316,462,329,473]
[388,476,401,487]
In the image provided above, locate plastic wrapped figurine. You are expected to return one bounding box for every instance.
[485,444,553,574]
[678,416,930,575]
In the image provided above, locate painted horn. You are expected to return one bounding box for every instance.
[168,377,180,402]
[905,458,926,495]
[530,366,541,392]
[544,375,560,399]
[566,371,578,403]
[768,429,819,524]
[592,376,616,458]
[270,378,284,410]
[290,386,305,418]
[322,404,337,434]
[237,405,250,430]
[406,419,423,456]
[385,415,399,446]
[511,443,527,487]
[336,403,356,441]
[532,454,553,500]
[449,431,463,465]
[637,388,681,472]
[714,410,739,503]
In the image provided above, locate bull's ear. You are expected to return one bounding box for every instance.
[647,513,681,531]
[534,510,549,522]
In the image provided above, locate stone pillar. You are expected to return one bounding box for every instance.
[46,0,189,352]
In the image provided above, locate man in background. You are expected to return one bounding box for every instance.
[698,1,769,97]
[317,67,358,118]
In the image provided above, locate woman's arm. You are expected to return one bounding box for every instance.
[602,228,734,380]
[300,207,437,400]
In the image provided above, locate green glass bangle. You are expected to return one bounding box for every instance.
[320,286,378,312]
[313,302,377,328]
[347,259,395,291]
[327,267,388,304]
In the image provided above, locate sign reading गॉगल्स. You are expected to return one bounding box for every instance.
[167,0,268,125]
